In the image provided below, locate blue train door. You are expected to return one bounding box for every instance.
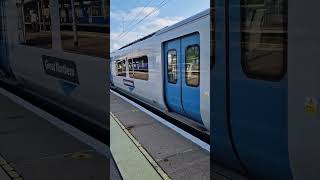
[181,34,201,122]
[164,38,184,115]
[164,33,202,123]
[226,0,291,179]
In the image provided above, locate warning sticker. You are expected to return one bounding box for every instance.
[304,97,319,114]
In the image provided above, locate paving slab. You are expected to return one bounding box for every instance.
[110,92,210,180]
[0,91,118,180]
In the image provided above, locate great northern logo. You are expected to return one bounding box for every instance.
[42,55,79,84]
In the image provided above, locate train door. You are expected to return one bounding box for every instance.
[164,38,184,115]
[164,33,202,123]
[181,34,201,122]
[226,0,291,179]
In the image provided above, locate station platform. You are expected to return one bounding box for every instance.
[0,88,118,180]
[110,91,210,180]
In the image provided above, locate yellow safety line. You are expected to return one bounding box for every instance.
[0,154,23,180]
[110,112,171,180]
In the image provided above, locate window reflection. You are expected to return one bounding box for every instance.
[185,45,200,87]
[167,50,177,84]
[59,0,108,58]
[128,59,134,78]
[241,0,287,79]
[16,0,52,49]
[130,56,149,80]
[116,60,126,77]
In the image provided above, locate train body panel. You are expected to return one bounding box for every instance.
[224,0,291,179]
[211,0,320,179]
[288,0,320,179]
[111,10,210,131]
[3,0,108,127]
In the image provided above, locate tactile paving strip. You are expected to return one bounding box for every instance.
[0,154,23,180]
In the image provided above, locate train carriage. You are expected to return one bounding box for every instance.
[111,9,211,132]
[0,0,109,129]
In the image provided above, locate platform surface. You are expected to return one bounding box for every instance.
[111,114,163,180]
[0,168,10,180]
[110,92,210,180]
[0,90,118,180]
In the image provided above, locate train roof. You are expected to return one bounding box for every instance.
[116,8,210,51]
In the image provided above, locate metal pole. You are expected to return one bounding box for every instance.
[37,0,41,31]
[71,0,78,46]
[102,0,107,18]
[41,0,46,32]
[21,2,26,43]
[50,0,62,50]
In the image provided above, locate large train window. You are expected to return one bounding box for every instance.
[185,45,200,87]
[116,60,126,77]
[129,56,149,81]
[241,0,287,80]
[167,50,178,84]
[16,0,52,49]
[58,0,108,58]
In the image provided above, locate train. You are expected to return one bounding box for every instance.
[111,0,320,179]
[211,0,320,179]
[110,10,211,133]
[0,0,108,130]
[2,0,320,179]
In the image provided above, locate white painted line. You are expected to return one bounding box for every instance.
[0,87,110,157]
[111,90,210,152]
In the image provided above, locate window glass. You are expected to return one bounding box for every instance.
[185,45,200,87]
[132,56,148,80]
[59,0,108,58]
[116,60,126,77]
[17,0,52,49]
[241,0,287,79]
[128,56,148,80]
[128,59,134,78]
[167,50,177,84]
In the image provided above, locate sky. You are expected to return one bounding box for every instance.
[110,0,210,52]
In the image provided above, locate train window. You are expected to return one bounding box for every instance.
[132,56,149,80]
[59,0,108,58]
[16,0,52,49]
[185,45,200,87]
[128,59,134,78]
[241,0,287,80]
[129,56,149,80]
[167,50,178,84]
[116,60,126,77]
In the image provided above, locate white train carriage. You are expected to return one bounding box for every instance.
[111,9,210,131]
[1,0,108,128]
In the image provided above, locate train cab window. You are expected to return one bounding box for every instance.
[131,56,149,80]
[185,45,200,87]
[16,0,52,49]
[241,0,287,80]
[116,60,126,77]
[167,50,178,84]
